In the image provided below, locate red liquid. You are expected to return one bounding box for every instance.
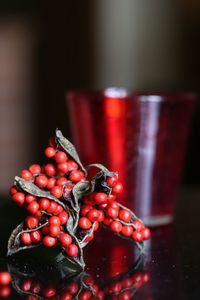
[67,89,196,225]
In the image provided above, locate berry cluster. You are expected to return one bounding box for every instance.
[9,135,85,258]
[7,130,150,268]
[80,180,150,244]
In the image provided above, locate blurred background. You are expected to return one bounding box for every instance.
[0,0,200,194]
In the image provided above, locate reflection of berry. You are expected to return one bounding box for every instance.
[0,272,11,286]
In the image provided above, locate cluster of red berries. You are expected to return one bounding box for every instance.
[9,136,85,257]
[8,130,151,265]
[16,270,149,300]
[79,175,150,244]
[0,272,12,298]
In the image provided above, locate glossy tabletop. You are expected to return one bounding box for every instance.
[0,189,199,299]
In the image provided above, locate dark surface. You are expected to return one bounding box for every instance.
[0,189,199,299]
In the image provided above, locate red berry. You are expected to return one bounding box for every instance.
[107,200,119,210]
[49,216,61,226]
[43,287,56,298]
[119,290,131,300]
[67,160,78,171]
[25,216,38,229]
[9,185,17,196]
[121,225,133,236]
[106,206,119,218]
[57,171,65,177]
[47,201,58,214]
[12,192,25,206]
[35,175,48,188]
[94,192,108,205]
[97,291,105,300]
[79,290,92,300]
[0,286,11,298]
[57,162,68,173]
[58,211,69,224]
[141,227,151,240]
[107,194,116,202]
[66,282,79,295]
[21,232,32,245]
[45,147,56,158]
[31,281,42,294]
[121,278,133,288]
[80,205,92,217]
[103,217,113,226]
[133,219,144,231]
[43,236,56,247]
[110,220,122,233]
[69,170,85,183]
[83,276,94,286]
[49,225,61,237]
[20,169,32,180]
[46,178,56,189]
[41,225,49,235]
[99,202,108,209]
[78,217,92,230]
[111,282,122,293]
[25,194,36,204]
[86,234,94,242]
[44,164,56,176]
[119,209,132,222]
[66,244,79,257]
[35,210,43,218]
[93,221,99,231]
[51,186,63,198]
[59,233,72,247]
[132,231,143,242]
[112,182,123,194]
[87,209,100,222]
[39,198,50,210]
[56,177,68,186]
[30,230,42,243]
[27,201,39,215]
[55,151,68,163]
[98,210,105,222]
[60,291,72,300]
[21,279,32,291]
[29,164,41,174]
[106,176,118,187]
[54,204,63,215]
[0,272,11,285]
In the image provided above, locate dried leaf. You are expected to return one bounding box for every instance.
[7,221,48,256]
[55,129,86,174]
[86,163,117,177]
[79,222,96,248]
[15,176,66,209]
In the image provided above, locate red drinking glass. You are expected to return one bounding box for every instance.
[66,88,196,226]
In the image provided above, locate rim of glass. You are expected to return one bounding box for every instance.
[67,87,197,102]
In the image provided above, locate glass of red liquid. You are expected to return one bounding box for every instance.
[66,88,196,226]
